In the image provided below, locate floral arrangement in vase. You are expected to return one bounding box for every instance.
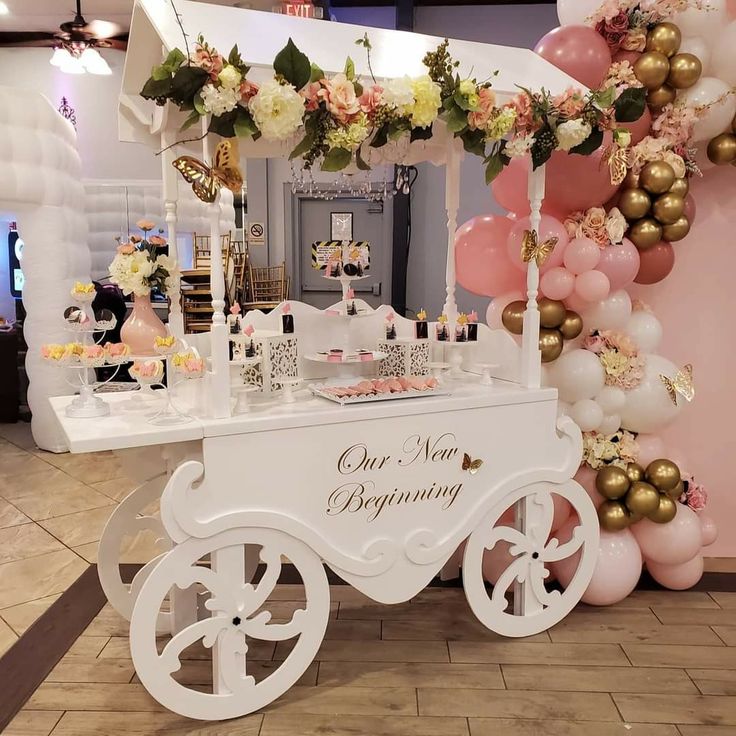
[108,220,178,356]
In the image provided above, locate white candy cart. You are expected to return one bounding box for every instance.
[49,1,599,721]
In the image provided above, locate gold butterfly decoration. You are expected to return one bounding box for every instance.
[172,140,243,204]
[462,453,483,475]
[604,144,631,186]
[660,364,695,406]
[520,229,558,268]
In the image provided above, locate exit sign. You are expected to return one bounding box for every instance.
[274,1,323,18]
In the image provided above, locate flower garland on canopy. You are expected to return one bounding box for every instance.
[140,34,646,182]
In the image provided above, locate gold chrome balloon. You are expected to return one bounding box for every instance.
[634,51,671,90]
[559,311,583,340]
[640,161,676,194]
[629,218,663,250]
[707,133,736,166]
[669,177,689,197]
[667,53,702,89]
[662,215,691,242]
[538,297,567,329]
[646,22,682,57]
[623,170,641,189]
[652,193,685,225]
[625,481,661,516]
[648,494,677,524]
[647,84,677,110]
[666,479,685,500]
[501,300,526,335]
[646,459,681,491]
[598,500,632,531]
[619,188,652,220]
[596,465,631,500]
[539,328,564,363]
[626,462,646,484]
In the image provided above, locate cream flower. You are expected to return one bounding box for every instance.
[217,65,242,90]
[486,107,517,140]
[605,207,627,245]
[200,83,239,116]
[662,151,687,179]
[458,79,480,110]
[248,79,305,141]
[410,75,441,128]
[505,133,534,158]
[555,119,592,151]
[382,76,415,113]
[326,113,370,152]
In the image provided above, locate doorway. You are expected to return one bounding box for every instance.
[287,193,393,310]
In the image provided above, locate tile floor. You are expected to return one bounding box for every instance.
[1,422,736,736]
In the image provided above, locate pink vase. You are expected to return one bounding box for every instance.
[120,292,167,356]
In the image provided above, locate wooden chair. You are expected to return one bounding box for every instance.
[244,262,288,312]
[193,232,232,269]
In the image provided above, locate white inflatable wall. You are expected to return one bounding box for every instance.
[0,86,89,452]
[85,183,237,279]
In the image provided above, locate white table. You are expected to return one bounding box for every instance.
[50,377,598,721]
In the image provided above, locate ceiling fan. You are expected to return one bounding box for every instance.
[0,1,128,74]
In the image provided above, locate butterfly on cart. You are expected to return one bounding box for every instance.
[660,363,695,406]
[462,453,483,475]
[172,139,243,204]
[520,229,558,268]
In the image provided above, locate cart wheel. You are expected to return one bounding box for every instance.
[97,473,171,627]
[463,481,598,638]
[130,527,329,721]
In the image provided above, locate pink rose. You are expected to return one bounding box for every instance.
[553,87,586,120]
[319,73,360,124]
[507,93,538,134]
[191,44,224,81]
[596,11,629,53]
[301,81,322,112]
[583,334,606,354]
[685,479,708,512]
[239,79,259,103]
[468,87,497,131]
[359,84,383,116]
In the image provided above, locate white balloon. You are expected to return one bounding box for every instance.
[678,36,711,75]
[625,310,663,353]
[680,77,736,142]
[596,386,626,414]
[711,21,736,86]
[548,349,606,403]
[598,413,622,434]
[557,0,602,25]
[620,354,682,434]
[673,0,727,38]
[570,399,604,432]
[582,290,632,331]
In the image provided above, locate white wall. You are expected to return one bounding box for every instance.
[0,48,160,180]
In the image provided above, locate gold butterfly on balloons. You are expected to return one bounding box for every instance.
[462,453,483,475]
[520,229,558,268]
[660,364,695,406]
[604,144,631,186]
[172,139,243,204]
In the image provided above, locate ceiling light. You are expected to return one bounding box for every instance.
[0,3,9,16]
[50,47,69,68]
[80,48,112,75]
[60,54,85,75]
[50,45,112,76]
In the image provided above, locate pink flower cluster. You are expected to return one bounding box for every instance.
[302,74,383,124]
[507,92,538,135]
[652,103,698,148]
[681,472,708,511]
[190,43,224,81]
[595,10,631,54]
[553,87,586,119]
[468,87,498,131]
[583,330,645,389]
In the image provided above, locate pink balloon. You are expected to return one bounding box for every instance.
[635,241,675,285]
[534,25,613,89]
[613,49,642,66]
[700,514,718,547]
[575,270,610,302]
[507,215,569,273]
[540,267,575,300]
[564,291,592,314]
[545,133,621,213]
[597,238,640,290]
[647,554,704,591]
[455,215,525,297]
[636,435,667,468]
[482,540,515,585]
[619,106,652,145]
[564,237,602,274]
[551,494,573,533]
[553,523,642,606]
[575,465,605,508]
[631,503,703,565]
[684,194,697,223]
[486,290,524,329]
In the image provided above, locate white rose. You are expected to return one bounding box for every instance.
[605,207,627,244]
[217,65,242,91]
[504,134,535,158]
[555,119,593,152]
[662,151,686,179]
[200,83,239,116]
[382,76,415,114]
[248,79,305,141]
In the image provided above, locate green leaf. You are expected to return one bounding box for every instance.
[355,148,370,171]
[180,109,201,132]
[453,87,474,112]
[140,75,173,101]
[570,127,604,156]
[410,125,433,142]
[485,153,505,184]
[228,44,242,67]
[461,128,486,157]
[614,87,646,123]
[289,131,316,160]
[274,38,311,91]
[353,80,363,97]
[344,56,355,81]
[370,122,390,148]
[388,118,411,141]
[151,64,170,81]
[592,86,616,110]
[321,147,352,172]
[170,65,209,106]
[234,108,258,138]
[162,48,185,73]
[443,104,468,134]
[309,62,325,83]
[193,91,206,116]
[208,110,238,138]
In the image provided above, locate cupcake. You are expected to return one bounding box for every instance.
[130,359,165,385]
[105,342,131,363]
[41,344,65,362]
[62,342,84,364]
[154,334,178,355]
[172,351,206,378]
[71,282,95,303]
[79,344,106,367]
[415,309,428,339]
